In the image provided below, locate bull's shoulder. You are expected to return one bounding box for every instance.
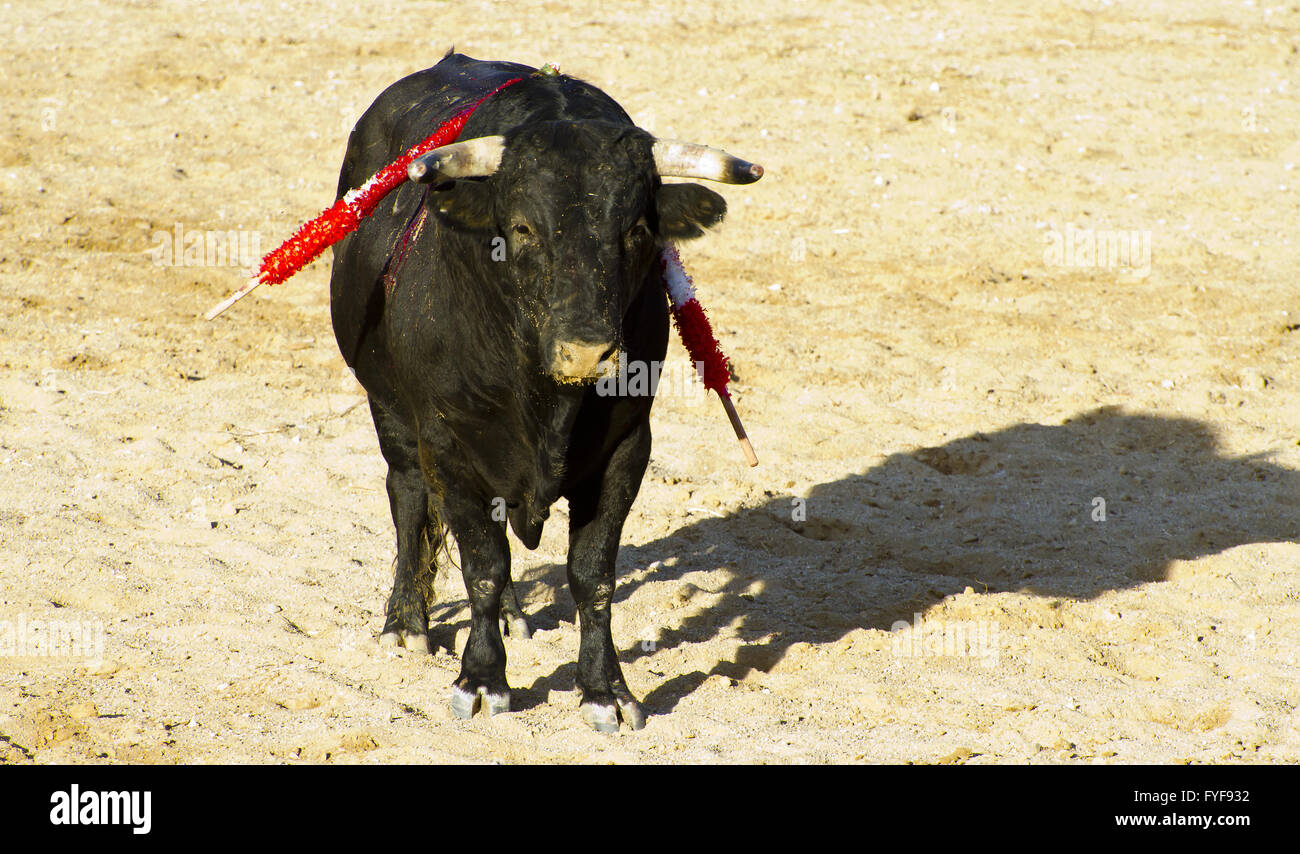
[336,53,536,199]
[378,54,537,122]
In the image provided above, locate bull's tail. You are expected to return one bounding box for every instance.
[417,517,458,607]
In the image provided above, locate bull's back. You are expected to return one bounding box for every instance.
[334,54,535,200]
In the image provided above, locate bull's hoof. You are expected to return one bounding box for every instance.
[379,629,430,654]
[499,614,532,640]
[581,697,646,733]
[450,685,511,719]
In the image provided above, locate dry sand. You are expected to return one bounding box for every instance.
[1,0,1298,763]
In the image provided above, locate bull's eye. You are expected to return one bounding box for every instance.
[625,219,651,244]
[513,223,532,237]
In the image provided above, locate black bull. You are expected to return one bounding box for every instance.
[329,53,761,731]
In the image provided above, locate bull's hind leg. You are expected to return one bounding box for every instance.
[499,574,532,639]
[369,399,434,653]
[565,420,652,733]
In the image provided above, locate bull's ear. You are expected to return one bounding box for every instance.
[430,180,494,232]
[655,183,727,240]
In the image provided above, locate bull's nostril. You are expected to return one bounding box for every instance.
[598,343,618,365]
[552,339,616,380]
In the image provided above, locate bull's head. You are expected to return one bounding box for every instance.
[408,122,762,382]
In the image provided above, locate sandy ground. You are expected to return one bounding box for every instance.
[1,0,1298,764]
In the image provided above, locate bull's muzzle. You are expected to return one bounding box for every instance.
[551,340,617,382]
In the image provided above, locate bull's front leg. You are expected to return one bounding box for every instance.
[441,501,513,719]
[566,420,652,733]
[420,429,514,718]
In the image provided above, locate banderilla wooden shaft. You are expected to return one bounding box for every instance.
[718,392,758,467]
[204,277,262,320]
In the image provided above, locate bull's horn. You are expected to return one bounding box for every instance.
[408,136,507,183]
[652,139,764,184]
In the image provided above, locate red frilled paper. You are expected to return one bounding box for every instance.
[255,77,524,287]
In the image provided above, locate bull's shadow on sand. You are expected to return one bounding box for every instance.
[431,406,1300,714]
